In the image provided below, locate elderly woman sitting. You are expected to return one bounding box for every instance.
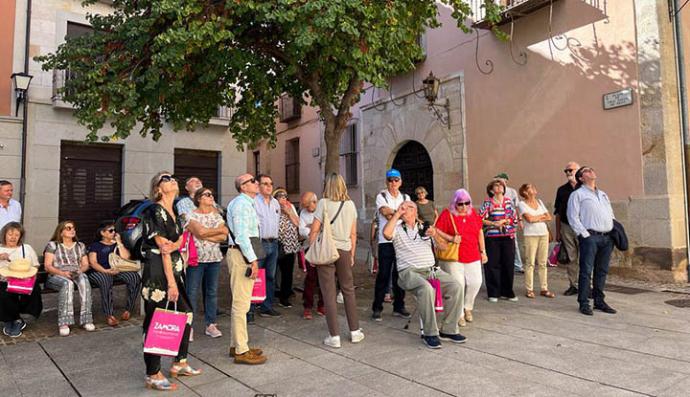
[0,222,42,338]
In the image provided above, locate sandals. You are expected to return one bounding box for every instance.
[145,374,177,391]
[169,362,202,378]
[525,290,535,299]
[540,290,556,298]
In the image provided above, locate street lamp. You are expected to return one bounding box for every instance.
[11,72,33,117]
[422,71,450,129]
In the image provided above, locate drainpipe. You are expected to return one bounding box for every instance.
[670,0,690,279]
[18,0,32,223]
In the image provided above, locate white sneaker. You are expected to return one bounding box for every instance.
[59,325,70,336]
[323,335,341,348]
[205,324,222,338]
[83,323,95,332]
[350,329,365,343]
[508,297,519,302]
[336,292,344,304]
[488,297,498,303]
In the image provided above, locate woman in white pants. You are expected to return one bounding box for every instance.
[435,189,487,326]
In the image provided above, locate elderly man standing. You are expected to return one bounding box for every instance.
[175,177,203,224]
[0,181,21,229]
[372,169,411,321]
[554,162,581,296]
[226,173,267,365]
[567,166,617,316]
[253,174,281,318]
[383,201,465,349]
[299,191,325,320]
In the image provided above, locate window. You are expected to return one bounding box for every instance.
[279,94,301,122]
[253,150,261,175]
[340,124,358,186]
[285,138,300,193]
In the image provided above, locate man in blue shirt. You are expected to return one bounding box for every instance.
[226,173,266,365]
[253,174,281,317]
[567,166,617,316]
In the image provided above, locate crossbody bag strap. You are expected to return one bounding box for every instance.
[330,201,345,225]
[21,244,25,258]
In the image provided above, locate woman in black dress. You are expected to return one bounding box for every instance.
[141,171,201,391]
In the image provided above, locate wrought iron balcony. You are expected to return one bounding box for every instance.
[471,0,607,29]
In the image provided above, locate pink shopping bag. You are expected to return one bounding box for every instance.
[143,305,188,357]
[180,231,199,267]
[427,278,444,313]
[548,242,561,267]
[251,269,266,304]
[6,275,36,295]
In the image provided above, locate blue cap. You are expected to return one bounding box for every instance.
[386,168,402,179]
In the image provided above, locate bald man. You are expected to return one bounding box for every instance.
[298,191,325,319]
[554,161,581,296]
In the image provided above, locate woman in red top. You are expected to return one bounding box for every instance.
[435,189,487,326]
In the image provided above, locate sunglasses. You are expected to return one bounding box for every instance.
[241,177,257,186]
[105,228,116,233]
[64,225,75,231]
[200,192,214,198]
[387,178,401,183]
[456,201,471,207]
[158,174,177,184]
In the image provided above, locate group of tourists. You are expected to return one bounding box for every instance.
[0,158,621,391]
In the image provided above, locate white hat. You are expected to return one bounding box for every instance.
[0,258,37,279]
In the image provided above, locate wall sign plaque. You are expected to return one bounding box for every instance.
[603,88,634,110]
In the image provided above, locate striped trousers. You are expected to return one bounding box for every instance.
[46,274,93,327]
[87,271,142,316]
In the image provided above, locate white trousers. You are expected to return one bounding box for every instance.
[440,260,483,314]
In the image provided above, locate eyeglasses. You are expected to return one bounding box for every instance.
[456,201,471,207]
[260,181,273,186]
[64,225,75,231]
[387,178,401,183]
[563,169,577,174]
[158,174,177,185]
[200,192,214,198]
[105,228,116,233]
[241,177,256,186]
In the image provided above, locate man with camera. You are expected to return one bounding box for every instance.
[225,173,267,365]
[382,201,466,349]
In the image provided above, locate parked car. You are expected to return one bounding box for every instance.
[115,198,228,260]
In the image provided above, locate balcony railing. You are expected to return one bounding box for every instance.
[471,0,607,29]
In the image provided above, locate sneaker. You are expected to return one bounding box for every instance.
[278,300,292,308]
[488,297,498,303]
[350,329,365,343]
[323,335,341,348]
[422,335,442,349]
[371,311,382,321]
[392,309,411,319]
[303,309,313,320]
[508,297,519,302]
[189,328,194,342]
[259,308,282,317]
[16,319,27,332]
[205,324,222,338]
[3,322,21,338]
[83,323,96,332]
[59,325,70,337]
[439,332,467,344]
[234,351,267,365]
[336,292,344,304]
[316,306,326,316]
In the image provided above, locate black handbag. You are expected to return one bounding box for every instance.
[229,229,267,264]
[557,242,570,264]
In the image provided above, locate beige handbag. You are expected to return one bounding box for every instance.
[108,246,141,272]
[305,201,342,265]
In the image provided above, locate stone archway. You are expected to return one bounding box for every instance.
[392,141,434,200]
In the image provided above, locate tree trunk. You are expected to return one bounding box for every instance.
[323,119,344,175]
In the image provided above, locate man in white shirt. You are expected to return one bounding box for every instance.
[298,191,324,319]
[383,201,465,349]
[371,169,411,321]
[0,181,21,229]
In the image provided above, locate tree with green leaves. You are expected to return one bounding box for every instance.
[38,0,503,174]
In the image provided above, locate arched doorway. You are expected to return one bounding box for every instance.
[392,141,434,200]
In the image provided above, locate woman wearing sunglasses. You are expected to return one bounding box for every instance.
[435,189,487,326]
[87,221,142,327]
[140,172,201,391]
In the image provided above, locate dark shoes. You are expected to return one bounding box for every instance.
[563,286,578,296]
[246,311,255,324]
[392,309,411,319]
[594,302,617,314]
[422,335,442,349]
[579,305,593,316]
[371,311,382,322]
[278,300,292,308]
[2,319,25,338]
[259,308,281,317]
[439,332,467,344]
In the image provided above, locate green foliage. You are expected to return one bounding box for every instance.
[37,0,503,166]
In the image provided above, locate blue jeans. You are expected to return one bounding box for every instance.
[577,234,614,307]
[256,240,279,312]
[186,261,221,325]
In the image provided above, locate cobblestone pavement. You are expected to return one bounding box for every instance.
[1,255,689,396]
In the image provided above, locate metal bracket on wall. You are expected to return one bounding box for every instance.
[474,29,494,75]
[508,14,528,66]
[547,0,582,52]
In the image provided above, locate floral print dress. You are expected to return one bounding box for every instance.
[140,204,193,330]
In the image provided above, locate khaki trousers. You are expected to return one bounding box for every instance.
[560,223,580,287]
[227,248,255,354]
[316,249,360,336]
[397,267,461,336]
[524,235,549,291]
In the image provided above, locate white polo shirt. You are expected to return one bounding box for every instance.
[0,199,22,229]
[376,189,409,244]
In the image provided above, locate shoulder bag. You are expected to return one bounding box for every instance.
[305,201,344,265]
[109,245,142,272]
[435,210,460,262]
